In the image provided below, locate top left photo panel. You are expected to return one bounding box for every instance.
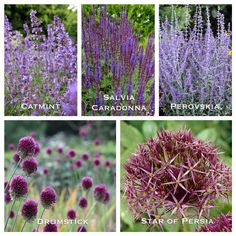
[4,4,77,116]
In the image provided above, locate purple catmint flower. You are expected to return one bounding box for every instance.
[200,214,232,232]
[62,82,77,116]
[78,197,88,209]
[17,136,36,158]
[43,222,58,232]
[8,143,14,151]
[9,210,15,218]
[40,186,57,209]
[75,160,82,168]
[77,225,87,232]
[124,130,232,221]
[94,183,110,204]
[13,152,20,164]
[21,199,38,222]
[10,175,28,199]
[67,208,77,219]
[21,156,38,176]
[81,152,89,161]
[81,176,93,190]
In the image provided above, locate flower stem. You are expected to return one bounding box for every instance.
[5,159,22,192]
[21,220,27,232]
[4,198,16,231]
[36,208,46,232]
[11,199,23,231]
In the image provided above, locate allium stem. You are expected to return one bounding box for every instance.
[21,220,27,232]
[4,198,16,231]
[5,159,22,192]
[36,208,46,232]
[11,199,23,231]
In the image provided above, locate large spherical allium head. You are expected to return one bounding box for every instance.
[40,186,57,209]
[10,175,28,199]
[17,136,36,159]
[21,156,38,176]
[67,208,77,219]
[43,222,58,232]
[124,130,232,220]
[77,225,87,232]
[21,199,38,222]
[200,214,232,232]
[81,176,93,190]
[13,152,20,164]
[94,183,110,204]
[78,197,88,209]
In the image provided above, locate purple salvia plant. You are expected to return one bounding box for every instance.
[159,6,232,116]
[82,5,155,116]
[4,10,77,116]
[124,130,231,230]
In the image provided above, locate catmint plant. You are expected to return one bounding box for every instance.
[5,10,77,116]
[82,5,155,116]
[159,6,232,116]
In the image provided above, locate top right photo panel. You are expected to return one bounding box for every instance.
[159,5,232,116]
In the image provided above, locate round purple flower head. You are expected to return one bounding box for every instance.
[9,210,15,218]
[57,147,63,154]
[21,199,38,222]
[104,160,111,167]
[81,152,89,161]
[22,156,38,176]
[46,147,52,155]
[77,225,87,232]
[67,208,77,219]
[10,175,28,199]
[8,143,14,151]
[67,149,76,158]
[81,176,93,190]
[17,136,36,159]
[40,186,57,209]
[43,222,58,232]
[124,130,232,220]
[34,142,40,156]
[94,184,110,204]
[94,138,101,146]
[43,167,48,175]
[200,214,232,232]
[93,158,100,166]
[79,128,87,137]
[13,152,20,164]
[5,191,11,204]
[78,197,88,209]
[75,160,82,168]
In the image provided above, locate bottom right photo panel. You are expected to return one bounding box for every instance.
[120,120,232,232]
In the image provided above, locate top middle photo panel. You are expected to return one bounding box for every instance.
[82,4,155,116]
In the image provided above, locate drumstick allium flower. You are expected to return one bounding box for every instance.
[124,130,232,220]
[21,157,38,176]
[17,136,37,159]
[10,175,28,199]
[21,200,38,221]
[40,186,57,209]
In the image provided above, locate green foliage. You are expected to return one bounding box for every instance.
[120,120,232,232]
[5,4,77,42]
[82,4,154,44]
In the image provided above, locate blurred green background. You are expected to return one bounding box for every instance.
[120,120,232,232]
[82,4,154,44]
[159,5,232,35]
[5,4,77,42]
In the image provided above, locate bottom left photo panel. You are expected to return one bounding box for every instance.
[4,120,116,232]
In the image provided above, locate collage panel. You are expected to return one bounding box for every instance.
[159,5,232,116]
[4,5,77,116]
[82,4,155,116]
[4,121,116,232]
[120,120,232,232]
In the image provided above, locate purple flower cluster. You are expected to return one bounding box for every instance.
[159,6,232,116]
[82,6,155,116]
[5,10,77,116]
[124,130,231,221]
[21,199,38,222]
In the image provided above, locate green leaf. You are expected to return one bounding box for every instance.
[197,128,218,142]
[142,121,157,138]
